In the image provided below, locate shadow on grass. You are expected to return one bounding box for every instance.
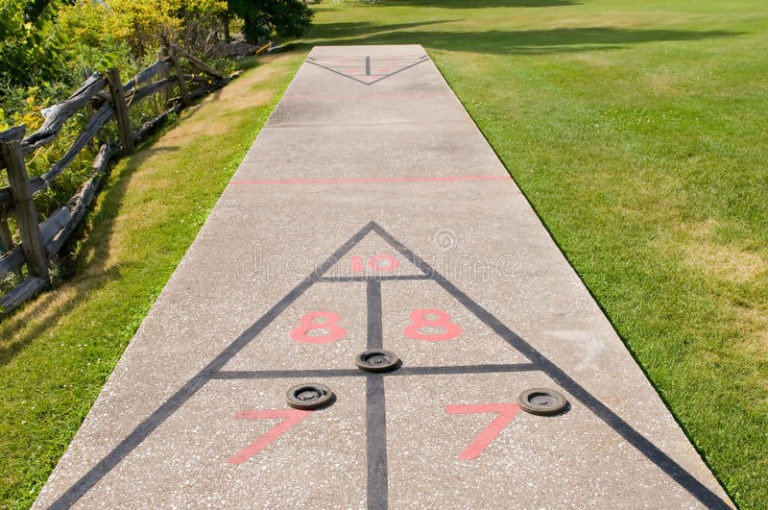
[307,26,738,54]
[0,102,206,367]
[377,0,580,7]
[310,19,458,40]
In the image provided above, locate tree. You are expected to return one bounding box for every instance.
[0,0,66,89]
[227,0,312,44]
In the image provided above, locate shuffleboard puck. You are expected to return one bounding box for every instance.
[518,388,568,416]
[355,349,402,372]
[286,383,335,410]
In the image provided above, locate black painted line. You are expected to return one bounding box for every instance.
[319,275,431,282]
[211,364,537,380]
[364,56,430,86]
[394,364,537,376]
[365,56,371,76]
[305,56,429,87]
[367,279,383,350]
[48,373,211,509]
[49,222,378,509]
[369,222,730,509]
[366,373,388,510]
[211,369,363,379]
[305,59,373,86]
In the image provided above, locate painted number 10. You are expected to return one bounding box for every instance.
[351,255,400,272]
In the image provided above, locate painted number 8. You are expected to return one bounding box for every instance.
[404,309,462,341]
[290,312,347,344]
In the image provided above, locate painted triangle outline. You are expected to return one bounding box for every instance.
[306,55,430,86]
[50,221,729,510]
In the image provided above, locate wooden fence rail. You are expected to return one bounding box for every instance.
[0,43,234,316]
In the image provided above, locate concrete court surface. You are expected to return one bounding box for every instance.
[34,45,733,509]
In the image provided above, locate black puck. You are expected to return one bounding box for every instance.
[286,383,335,410]
[518,388,568,416]
[355,349,401,373]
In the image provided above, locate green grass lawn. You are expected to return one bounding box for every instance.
[1,0,766,508]
[302,0,767,507]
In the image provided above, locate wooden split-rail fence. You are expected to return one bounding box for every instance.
[0,43,234,317]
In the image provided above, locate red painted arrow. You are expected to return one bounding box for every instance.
[227,409,312,464]
[445,403,521,460]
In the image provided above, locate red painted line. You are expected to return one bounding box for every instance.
[227,409,311,464]
[283,92,452,100]
[229,175,511,186]
[446,403,521,460]
[311,56,418,60]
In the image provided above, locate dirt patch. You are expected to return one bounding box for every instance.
[685,238,767,283]
[646,73,685,95]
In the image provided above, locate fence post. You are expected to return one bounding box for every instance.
[0,217,13,254]
[168,45,190,107]
[105,68,134,154]
[0,139,49,282]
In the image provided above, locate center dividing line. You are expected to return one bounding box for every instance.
[365,278,388,509]
[229,175,512,186]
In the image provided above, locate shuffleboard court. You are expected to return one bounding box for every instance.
[34,45,733,509]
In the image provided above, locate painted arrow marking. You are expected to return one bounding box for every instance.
[227,409,312,464]
[446,403,522,460]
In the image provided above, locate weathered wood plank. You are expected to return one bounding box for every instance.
[0,217,13,253]
[133,105,183,145]
[0,127,25,208]
[168,79,227,106]
[106,68,134,153]
[170,43,225,80]
[123,59,172,92]
[129,78,176,106]
[47,144,114,256]
[40,207,72,247]
[1,195,89,276]
[21,73,107,153]
[0,125,26,143]
[169,47,190,106]
[40,103,113,186]
[0,245,24,276]
[0,276,47,316]
[0,140,49,281]
[92,59,174,108]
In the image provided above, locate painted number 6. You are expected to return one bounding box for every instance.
[404,309,462,341]
[290,312,346,344]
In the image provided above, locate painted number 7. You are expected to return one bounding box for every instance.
[446,403,521,460]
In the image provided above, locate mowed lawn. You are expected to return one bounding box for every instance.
[0,0,766,508]
[304,0,768,507]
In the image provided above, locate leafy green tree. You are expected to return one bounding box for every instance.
[227,0,312,43]
[0,0,66,89]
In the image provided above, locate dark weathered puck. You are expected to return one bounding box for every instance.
[286,383,335,410]
[518,388,568,416]
[355,349,401,372]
